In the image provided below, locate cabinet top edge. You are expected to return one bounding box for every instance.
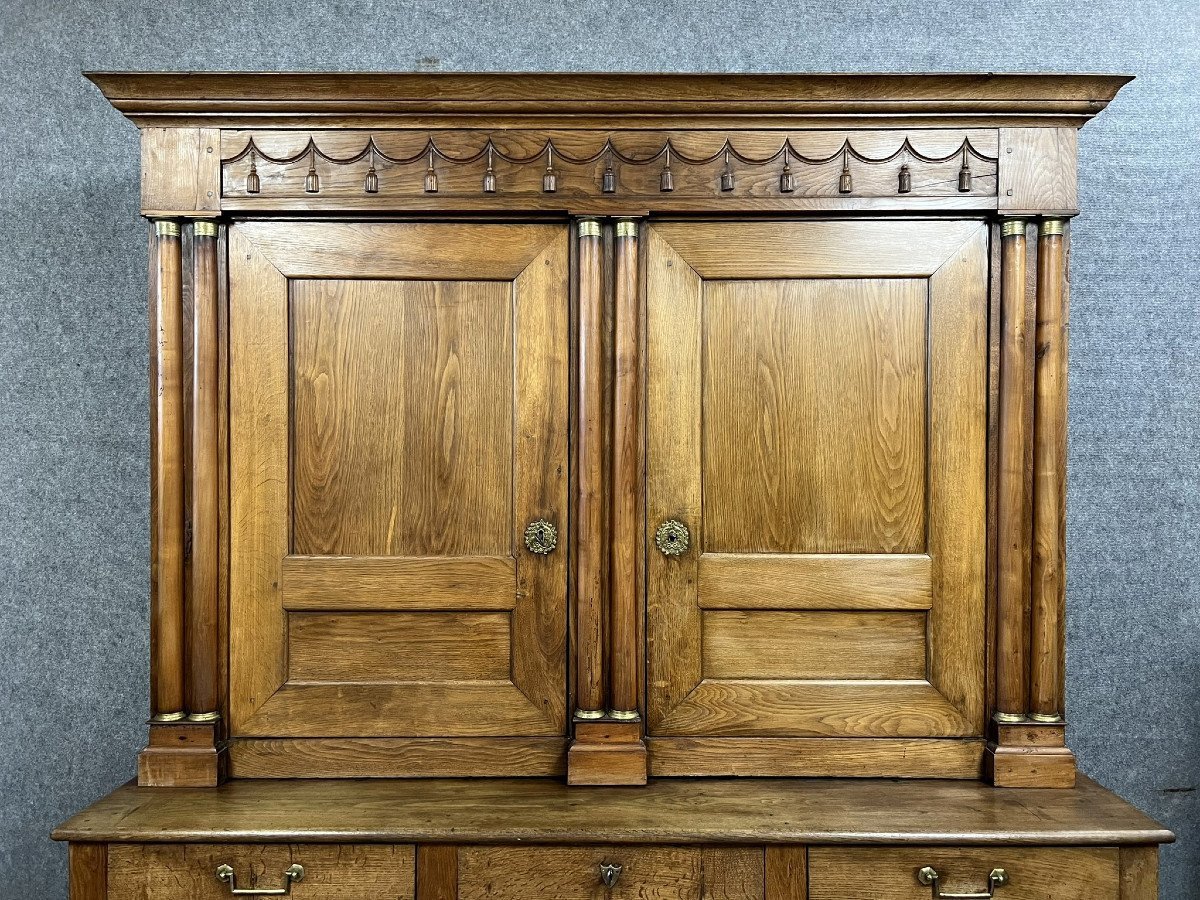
[85,71,1133,130]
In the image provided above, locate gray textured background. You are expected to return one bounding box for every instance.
[1,1,1197,896]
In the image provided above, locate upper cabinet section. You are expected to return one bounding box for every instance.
[88,72,1130,217]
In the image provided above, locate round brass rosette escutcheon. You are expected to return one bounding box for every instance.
[655,519,690,557]
[523,519,558,555]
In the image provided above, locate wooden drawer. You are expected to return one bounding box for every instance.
[108,843,415,898]
[455,845,763,900]
[808,847,1119,900]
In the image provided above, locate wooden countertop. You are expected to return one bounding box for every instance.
[54,776,1172,846]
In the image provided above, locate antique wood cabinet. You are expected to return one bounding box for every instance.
[55,73,1173,899]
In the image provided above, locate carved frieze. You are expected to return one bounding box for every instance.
[219,130,999,211]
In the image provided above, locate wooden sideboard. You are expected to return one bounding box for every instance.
[56,72,1173,898]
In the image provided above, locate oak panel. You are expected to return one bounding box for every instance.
[698,554,932,610]
[703,278,926,554]
[766,847,807,900]
[648,738,983,778]
[702,611,926,680]
[457,846,725,900]
[703,847,766,900]
[654,220,982,278]
[292,278,512,557]
[998,126,1079,213]
[229,737,568,778]
[282,555,516,611]
[108,843,415,899]
[70,843,107,900]
[236,221,552,279]
[288,611,511,682]
[808,846,1118,900]
[656,680,974,737]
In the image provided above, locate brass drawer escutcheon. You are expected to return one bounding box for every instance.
[524,519,558,554]
[655,519,690,557]
[917,865,1008,899]
[215,863,305,896]
[599,862,623,888]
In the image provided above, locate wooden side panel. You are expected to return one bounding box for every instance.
[292,279,513,557]
[1120,846,1159,900]
[108,844,415,899]
[766,846,807,900]
[70,843,107,900]
[702,611,927,679]
[808,846,1118,900]
[703,278,926,554]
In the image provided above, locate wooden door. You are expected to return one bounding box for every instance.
[229,222,568,745]
[645,221,988,770]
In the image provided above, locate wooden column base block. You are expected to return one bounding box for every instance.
[986,718,1075,787]
[138,722,228,787]
[568,721,648,786]
[985,743,1076,788]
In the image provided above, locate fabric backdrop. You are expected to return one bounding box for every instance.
[1,1,1196,895]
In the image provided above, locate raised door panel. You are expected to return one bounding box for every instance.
[229,222,568,741]
[645,221,988,751]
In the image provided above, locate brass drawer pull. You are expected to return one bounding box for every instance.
[524,519,558,554]
[215,863,305,896]
[917,866,1008,899]
[599,862,623,888]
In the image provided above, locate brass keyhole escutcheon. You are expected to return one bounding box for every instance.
[599,862,623,889]
[655,519,690,557]
[524,519,558,555]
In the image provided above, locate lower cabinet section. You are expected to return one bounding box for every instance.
[807,847,1120,900]
[455,845,763,900]
[78,842,1152,899]
[106,843,416,899]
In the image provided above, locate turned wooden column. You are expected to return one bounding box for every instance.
[574,217,607,719]
[186,220,221,722]
[149,218,186,724]
[1030,218,1069,722]
[609,218,641,720]
[994,218,1032,724]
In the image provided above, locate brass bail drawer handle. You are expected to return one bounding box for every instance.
[215,863,305,896]
[917,866,1008,899]
[524,518,558,555]
[599,862,623,888]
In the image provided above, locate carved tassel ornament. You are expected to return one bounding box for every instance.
[424,151,438,193]
[839,149,853,194]
[720,149,734,191]
[898,163,912,194]
[543,146,558,193]
[958,148,973,192]
[483,147,496,193]
[245,151,261,194]
[364,149,379,194]
[779,148,795,193]
[660,147,674,192]
[304,150,319,193]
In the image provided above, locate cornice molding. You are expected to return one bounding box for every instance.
[87,72,1133,130]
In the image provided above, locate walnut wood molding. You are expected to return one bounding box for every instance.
[86,72,1131,129]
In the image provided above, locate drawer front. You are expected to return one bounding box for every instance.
[108,843,415,899]
[808,847,1119,900]
[457,845,763,900]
